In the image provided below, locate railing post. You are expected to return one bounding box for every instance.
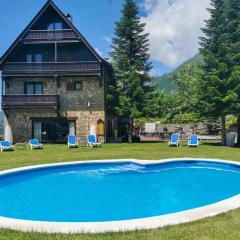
[55,42,57,62]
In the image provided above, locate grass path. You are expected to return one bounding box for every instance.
[0,142,240,239]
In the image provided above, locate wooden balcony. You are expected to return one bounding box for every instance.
[24,30,78,41]
[2,95,59,110]
[1,62,101,76]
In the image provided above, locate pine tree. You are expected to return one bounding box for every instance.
[199,0,230,145]
[111,0,152,142]
[224,0,240,143]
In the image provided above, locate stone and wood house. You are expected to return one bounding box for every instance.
[0,0,116,144]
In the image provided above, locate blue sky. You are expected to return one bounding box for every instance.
[0,0,211,77]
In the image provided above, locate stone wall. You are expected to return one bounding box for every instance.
[4,76,106,144]
[67,110,105,143]
[5,77,57,95]
[57,76,105,143]
[57,76,104,112]
[5,109,58,143]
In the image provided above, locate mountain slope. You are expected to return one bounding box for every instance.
[152,53,203,92]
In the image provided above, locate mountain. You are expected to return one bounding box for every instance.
[152,52,203,92]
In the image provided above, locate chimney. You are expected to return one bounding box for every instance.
[66,14,73,23]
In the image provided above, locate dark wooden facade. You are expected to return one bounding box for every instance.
[0,1,103,79]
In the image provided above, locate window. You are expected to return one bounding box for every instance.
[25,83,43,95]
[47,23,54,31]
[26,84,34,95]
[55,22,63,30]
[26,54,43,63]
[35,83,43,94]
[35,54,42,63]
[26,54,32,63]
[74,81,82,91]
[47,22,63,30]
[66,80,83,91]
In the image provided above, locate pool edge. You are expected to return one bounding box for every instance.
[0,158,240,233]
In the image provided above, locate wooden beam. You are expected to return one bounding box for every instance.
[1,78,3,96]
[2,73,101,77]
[55,42,57,62]
[23,40,79,44]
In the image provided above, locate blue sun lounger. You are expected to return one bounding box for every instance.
[29,139,43,150]
[168,133,179,147]
[0,140,14,152]
[87,135,101,148]
[188,134,200,147]
[68,135,79,148]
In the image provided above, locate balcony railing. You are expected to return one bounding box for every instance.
[24,30,78,41]
[2,62,101,76]
[2,95,59,109]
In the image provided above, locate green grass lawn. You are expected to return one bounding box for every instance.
[0,142,240,240]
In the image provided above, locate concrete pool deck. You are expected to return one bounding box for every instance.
[0,158,240,233]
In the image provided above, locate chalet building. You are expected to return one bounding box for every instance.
[0,0,116,144]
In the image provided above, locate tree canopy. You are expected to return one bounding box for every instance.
[108,0,239,143]
[111,0,152,121]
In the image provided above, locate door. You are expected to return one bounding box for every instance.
[32,118,71,143]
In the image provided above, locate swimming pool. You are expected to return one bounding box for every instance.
[0,159,240,233]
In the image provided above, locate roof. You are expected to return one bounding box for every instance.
[0,0,103,64]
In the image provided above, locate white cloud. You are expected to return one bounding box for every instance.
[94,48,103,57]
[102,36,112,44]
[142,0,210,67]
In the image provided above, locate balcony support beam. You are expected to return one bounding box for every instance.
[55,42,57,62]
[23,40,79,44]
[1,78,3,96]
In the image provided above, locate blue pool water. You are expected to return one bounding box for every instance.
[0,160,240,222]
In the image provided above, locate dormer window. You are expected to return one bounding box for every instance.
[47,22,63,31]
